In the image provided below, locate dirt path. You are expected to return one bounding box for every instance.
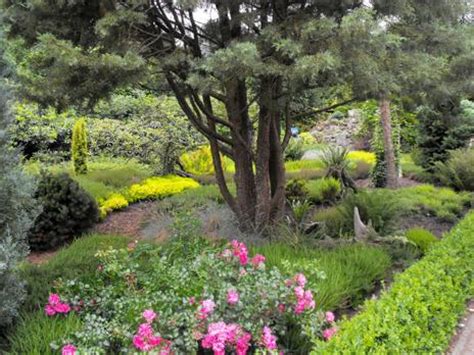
[447,300,474,354]
[94,201,156,237]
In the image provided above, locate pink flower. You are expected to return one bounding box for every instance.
[221,249,232,258]
[48,293,61,306]
[231,240,249,266]
[227,289,239,305]
[61,344,77,355]
[294,288,315,314]
[262,326,277,350]
[251,254,266,267]
[133,322,166,352]
[44,304,56,316]
[143,309,157,323]
[236,332,251,355]
[326,311,335,323]
[54,303,71,314]
[202,322,249,355]
[198,299,216,319]
[189,297,196,305]
[323,327,337,340]
[138,323,154,338]
[294,273,307,288]
[294,286,304,298]
[278,304,286,313]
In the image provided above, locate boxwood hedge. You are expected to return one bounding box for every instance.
[312,211,474,354]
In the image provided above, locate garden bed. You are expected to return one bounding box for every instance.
[312,211,474,353]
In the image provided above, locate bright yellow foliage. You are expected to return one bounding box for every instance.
[99,193,129,219]
[347,150,376,165]
[127,176,200,202]
[180,145,233,175]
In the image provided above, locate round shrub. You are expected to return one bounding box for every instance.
[28,173,99,250]
[405,227,438,254]
[285,137,305,161]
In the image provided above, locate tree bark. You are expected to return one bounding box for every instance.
[379,97,398,188]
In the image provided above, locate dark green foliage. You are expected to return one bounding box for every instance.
[405,228,438,254]
[285,179,309,203]
[0,24,40,328]
[434,148,474,192]
[71,118,88,174]
[417,99,474,170]
[314,211,474,353]
[284,138,304,161]
[315,190,402,237]
[28,173,99,251]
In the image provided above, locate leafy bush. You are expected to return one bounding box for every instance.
[99,193,129,218]
[346,150,376,165]
[180,145,232,175]
[405,228,438,254]
[285,137,305,161]
[307,178,342,204]
[71,118,88,174]
[313,211,474,353]
[286,179,309,203]
[315,191,402,237]
[389,184,471,222]
[28,173,99,250]
[340,191,402,235]
[9,97,205,174]
[36,240,335,354]
[350,160,372,180]
[127,176,200,202]
[434,148,474,191]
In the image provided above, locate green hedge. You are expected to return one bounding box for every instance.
[312,211,474,354]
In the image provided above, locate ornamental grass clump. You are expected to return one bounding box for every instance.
[42,239,337,354]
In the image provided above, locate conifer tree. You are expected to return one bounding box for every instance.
[71,117,88,175]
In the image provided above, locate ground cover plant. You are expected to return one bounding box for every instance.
[11,237,340,354]
[313,211,474,353]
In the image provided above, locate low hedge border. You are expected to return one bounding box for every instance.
[312,211,474,354]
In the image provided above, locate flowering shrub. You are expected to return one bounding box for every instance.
[46,240,336,353]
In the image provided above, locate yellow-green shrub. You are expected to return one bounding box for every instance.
[127,176,200,202]
[71,118,88,175]
[180,145,233,175]
[99,193,129,219]
[347,150,376,165]
[300,132,317,146]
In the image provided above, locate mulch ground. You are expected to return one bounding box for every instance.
[93,200,156,238]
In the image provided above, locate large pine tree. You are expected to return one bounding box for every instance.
[2,0,472,229]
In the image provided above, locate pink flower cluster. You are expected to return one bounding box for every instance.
[198,299,216,320]
[44,293,71,316]
[227,289,239,305]
[201,321,251,355]
[294,286,315,314]
[231,240,248,266]
[261,326,277,350]
[251,254,265,268]
[133,309,171,354]
[61,344,77,355]
[323,327,337,340]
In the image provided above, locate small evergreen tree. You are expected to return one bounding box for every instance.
[0,25,39,328]
[71,117,88,174]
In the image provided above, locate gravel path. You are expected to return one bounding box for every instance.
[448,300,474,354]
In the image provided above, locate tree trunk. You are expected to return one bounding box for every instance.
[379,97,398,188]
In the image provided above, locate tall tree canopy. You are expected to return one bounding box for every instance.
[2,0,472,229]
